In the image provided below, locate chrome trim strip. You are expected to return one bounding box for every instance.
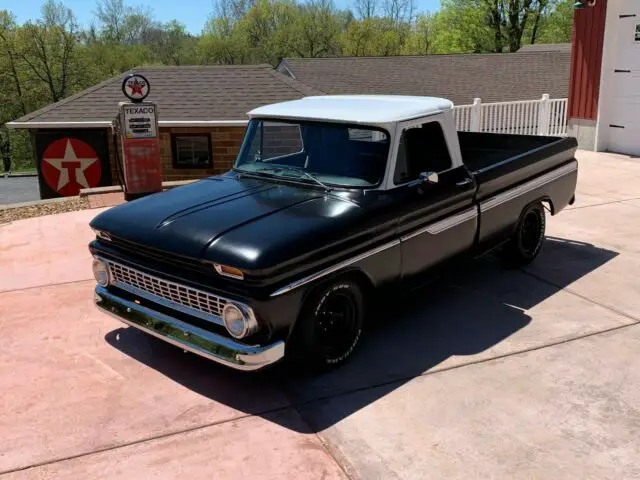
[400,207,478,241]
[95,286,284,371]
[101,258,254,327]
[480,161,578,213]
[270,239,400,297]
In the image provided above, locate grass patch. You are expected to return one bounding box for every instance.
[10,166,37,174]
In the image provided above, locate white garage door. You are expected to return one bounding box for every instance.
[608,0,640,155]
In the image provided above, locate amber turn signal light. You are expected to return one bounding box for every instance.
[214,264,245,280]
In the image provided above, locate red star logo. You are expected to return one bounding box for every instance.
[127,79,146,97]
[41,138,102,197]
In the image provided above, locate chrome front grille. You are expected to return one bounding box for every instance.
[106,260,227,324]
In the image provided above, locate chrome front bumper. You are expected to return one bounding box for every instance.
[94,286,285,371]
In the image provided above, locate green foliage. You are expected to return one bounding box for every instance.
[536,0,574,43]
[429,1,495,53]
[0,0,574,169]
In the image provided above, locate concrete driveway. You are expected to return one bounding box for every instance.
[1,150,639,479]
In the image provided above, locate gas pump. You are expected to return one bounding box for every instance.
[116,73,162,201]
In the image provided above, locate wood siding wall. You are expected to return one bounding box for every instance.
[568,0,608,120]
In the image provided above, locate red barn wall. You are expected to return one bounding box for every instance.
[568,0,608,120]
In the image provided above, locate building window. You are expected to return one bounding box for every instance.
[171,134,212,169]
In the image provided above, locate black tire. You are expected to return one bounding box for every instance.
[499,202,546,266]
[289,279,364,371]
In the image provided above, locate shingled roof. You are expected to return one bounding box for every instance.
[518,43,571,52]
[8,65,324,128]
[276,51,570,105]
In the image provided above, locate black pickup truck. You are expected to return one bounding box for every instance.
[90,95,578,371]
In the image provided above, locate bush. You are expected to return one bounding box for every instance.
[6,130,35,172]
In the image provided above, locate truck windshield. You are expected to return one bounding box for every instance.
[234,119,390,188]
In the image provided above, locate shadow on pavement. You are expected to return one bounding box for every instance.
[105,236,618,432]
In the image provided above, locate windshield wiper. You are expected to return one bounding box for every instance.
[237,165,333,192]
[233,166,278,179]
[277,166,333,192]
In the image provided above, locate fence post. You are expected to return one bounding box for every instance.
[470,98,482,132]
[537,94,550,136]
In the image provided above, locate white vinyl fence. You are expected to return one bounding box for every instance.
[454,94,568,137]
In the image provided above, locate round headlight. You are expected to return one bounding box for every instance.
[92,258,111,287]
[222,303,257,339]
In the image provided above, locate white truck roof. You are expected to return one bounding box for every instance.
[248,95,454,125]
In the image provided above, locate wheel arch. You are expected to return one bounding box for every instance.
[298,267,374,310]
[515,197,550,230]
[540,196,556,215]
[286,267,374,340]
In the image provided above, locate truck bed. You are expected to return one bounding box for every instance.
[458,131,578,202]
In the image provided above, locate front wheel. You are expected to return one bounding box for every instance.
[289,279,364,371]
[499,202,546,266]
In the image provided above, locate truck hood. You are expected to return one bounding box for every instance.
[89,176,362,269]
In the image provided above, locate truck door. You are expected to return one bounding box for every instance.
[392,119,478,279]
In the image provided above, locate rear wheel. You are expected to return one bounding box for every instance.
[289,279,364,371]
[499,202,546,266]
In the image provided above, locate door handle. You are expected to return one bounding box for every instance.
[456,178,473,187]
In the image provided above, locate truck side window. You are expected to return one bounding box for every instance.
[394,121,452,184]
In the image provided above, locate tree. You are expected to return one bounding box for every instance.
[441,0,565,53]
[431,1,494,53]
[403,13,435,54]
[142,20,197,65]
[198,4,252,64]
[290,0,342,57]
[342,17,405,56]
[354,0,377,19]
[501,0,537,52]
[528,0,550,44]
[94,0,128,42]
[482,0,563,52]
[534,0,573,43]
[382,0,416,24]
[0,11,27,116]
[95,0,155,44]
[238,0,299,64]
[17,1,80,102]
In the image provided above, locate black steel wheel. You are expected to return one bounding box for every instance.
[289,279,364,370]
[500,202,546,266]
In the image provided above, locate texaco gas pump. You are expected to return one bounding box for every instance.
[115,73,162,201]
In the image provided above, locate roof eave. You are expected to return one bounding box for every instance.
[6,120,113,129]
[159,120,249,127]
[6,119,250,130]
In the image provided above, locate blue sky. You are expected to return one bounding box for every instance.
[2,0,441,34]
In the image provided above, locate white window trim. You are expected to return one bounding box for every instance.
[381,111,463,190]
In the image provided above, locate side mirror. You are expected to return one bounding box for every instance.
[419,171,439,184]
